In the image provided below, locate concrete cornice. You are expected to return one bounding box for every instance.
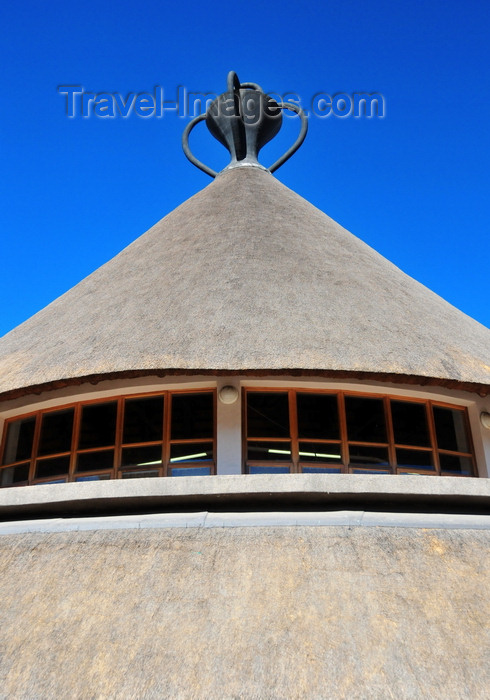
[2,510,490,535]
[1,474,489,520]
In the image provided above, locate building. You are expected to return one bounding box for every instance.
[0,73,489,699]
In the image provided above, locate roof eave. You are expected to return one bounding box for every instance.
[0,367,488,404]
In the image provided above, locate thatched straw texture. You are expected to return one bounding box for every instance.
[0,167,488,398]
[0,525,489,699]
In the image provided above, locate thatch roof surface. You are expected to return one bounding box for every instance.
[0,525,489,699]
[0,167,488,398]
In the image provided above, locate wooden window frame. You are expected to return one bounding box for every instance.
[243,388,477,477]
[0,389,217,487]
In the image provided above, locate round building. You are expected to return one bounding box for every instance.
[0,73,489,699]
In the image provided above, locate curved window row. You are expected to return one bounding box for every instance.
[0,391,216,487]
[244,390,475,476]
[0,388,477,487]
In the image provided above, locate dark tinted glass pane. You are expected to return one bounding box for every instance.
[171,393,213,440]
[123,396,163,444]
[439,454,473,475]
[35,455,70,479]
[169,442,213,463]
[246,392,289,438]
[391,401,430,447]
[76,450,114,472]
[297,393,339,439]
[0,463,30,486]
[170,466,212,476]
[302,467,341,473]
[38,409,74,456]
[3,417,35,464]
[79,403,117,449]
[348,445,389,466]
[248,465,291,474]
[121,445,162,468]
[121,469,160,479]
[298,442,342,464]
[247,441,292,461]
[396,449,434,471]
[345,397,386,443]
[434,407,469,452]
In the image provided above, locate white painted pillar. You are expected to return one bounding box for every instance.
[216,380,242,475]
[469,397,490,478]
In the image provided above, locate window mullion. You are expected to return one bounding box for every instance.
[213,389,217,475]
[427,402,441,476]
[289,390,299,472]
[384,397,396,474]
[28,414,42,485]
[114,396,124,475]
[68,404,81,482]
[338,392,348,473]
[163,392,171,476]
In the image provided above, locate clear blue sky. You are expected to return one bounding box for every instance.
[1,0,489,336]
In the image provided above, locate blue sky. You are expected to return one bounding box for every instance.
[1,0,489,336]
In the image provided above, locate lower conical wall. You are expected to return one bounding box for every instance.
[0,525,489,699]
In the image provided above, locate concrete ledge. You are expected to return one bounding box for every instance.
[1,510,490,535]
[0,474,489,520]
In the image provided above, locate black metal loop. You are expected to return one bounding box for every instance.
[240,81,263,92]
[268,102,308,174]
[227,70,241,94]
[182,89,308,178]
[182,113,218,179]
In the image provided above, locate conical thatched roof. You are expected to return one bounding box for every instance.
[0,166,489,399]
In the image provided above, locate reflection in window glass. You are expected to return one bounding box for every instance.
[121,445,162,468]
[79,403,117,450]
[302,467,341,473]
[434,407,469,453]
[391,401,430,447]
[38,409,74,456]
[3,417,36,464]
[75,474,111,481]
[247,392,289,438]
[298,442,342,463]
[170,466,212,476]
[121,470,160,479]
[123,396,163,444]
[345,397,386,443]
[171,393,213,440]
[297,393,339,440]
[247,441,292,462]
[248,465,291,474]
[169,442,213,463]
[351,469,390,474]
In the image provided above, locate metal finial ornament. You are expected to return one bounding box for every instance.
[182,71,308,178]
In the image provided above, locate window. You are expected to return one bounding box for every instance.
[0,390,215,487]
[244,389,476,476]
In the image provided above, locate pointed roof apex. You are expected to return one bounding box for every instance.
[182,71,308,177]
